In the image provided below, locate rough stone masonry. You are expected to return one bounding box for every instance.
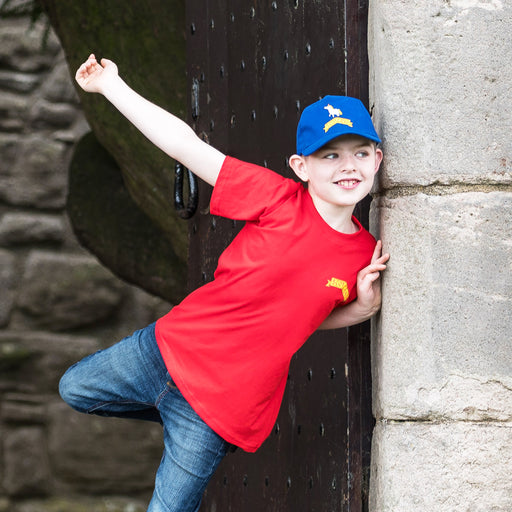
[0,15,170,512]
[368,1,512,511]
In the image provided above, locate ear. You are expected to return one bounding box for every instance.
[288,154,309,182]
[373,148,383,175]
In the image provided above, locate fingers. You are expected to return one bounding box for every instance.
[76,53,101,73]
[371,240,390,265]
[379,252,390,265]
[75,55,96,80]
[356,241,389,303]
[75,54,109,91]
[365,270,383,283]
[357,268,382,290]
[359,266,384,284]
[370,240,382,263]
[358,250,389,285]
[363,259,388,277]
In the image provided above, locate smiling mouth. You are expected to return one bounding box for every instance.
[335,179,361,189]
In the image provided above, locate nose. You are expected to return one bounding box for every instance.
[338,153,357,172]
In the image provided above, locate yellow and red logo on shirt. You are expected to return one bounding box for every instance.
[326,277,349,302]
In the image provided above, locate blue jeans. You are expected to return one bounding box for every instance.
[59,323,230,512]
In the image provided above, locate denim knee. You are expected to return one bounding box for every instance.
[58,364,86,412]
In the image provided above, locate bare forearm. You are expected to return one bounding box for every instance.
[100,75,224,186]
[102,78,190,157]
[318,300,381,330]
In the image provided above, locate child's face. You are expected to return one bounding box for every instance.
[289,134,383,212]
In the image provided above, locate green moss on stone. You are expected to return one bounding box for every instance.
[40,0,189,293]
[68,132,187,302]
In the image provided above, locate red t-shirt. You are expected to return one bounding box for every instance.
[156,156,376,452]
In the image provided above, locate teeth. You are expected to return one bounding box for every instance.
[336,180,359,186]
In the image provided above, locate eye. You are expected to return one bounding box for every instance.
[355,150,369,158]
[323,152,338,160]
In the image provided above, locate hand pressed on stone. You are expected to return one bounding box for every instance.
[355,239,389,315]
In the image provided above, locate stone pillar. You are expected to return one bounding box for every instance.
[368,1,512,511]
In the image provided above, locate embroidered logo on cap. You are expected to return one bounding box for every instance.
[326,277,349,301]
[323,104,353,133]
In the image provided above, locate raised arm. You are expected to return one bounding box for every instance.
[75,54,225,187]
[318,240,389,330]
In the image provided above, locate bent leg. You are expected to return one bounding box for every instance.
[60,322,230,510]
[59,323,165,422]
[148,381,229,512]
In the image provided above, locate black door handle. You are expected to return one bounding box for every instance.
[174,162,198,219]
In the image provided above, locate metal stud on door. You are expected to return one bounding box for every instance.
[186,1,373,510]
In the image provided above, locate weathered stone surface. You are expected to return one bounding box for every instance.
[369,0,512,187]
[0,92,29,131]
[41,0,189,252]
[0,18,60,72]
[1,394,47,424]
[12,496,148,512]
[0,135,68,209]
[0,134,20,166]
[0,70,40,93]
[0,250,16,327]
[368,3,512,510]
[52,115,90,144]
[40,60,79,103]
[48,402,162,494]
[0,9,180,511]
[2,427,51,496]
[16,251,125,331]
[68,132,187,303]
[0,213,64,245]
[371,192,512,421]
[0,339,32,374]
[370,421,512,512]
[0,331,101,393]
[30,98,77,128]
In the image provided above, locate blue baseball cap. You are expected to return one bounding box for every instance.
[296,95,381,156]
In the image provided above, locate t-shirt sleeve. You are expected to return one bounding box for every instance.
[211,156,302,221]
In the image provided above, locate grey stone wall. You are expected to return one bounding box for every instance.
[0,16,170,512]
[368,1,512,511]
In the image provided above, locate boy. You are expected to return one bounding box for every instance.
[60,54,389,512]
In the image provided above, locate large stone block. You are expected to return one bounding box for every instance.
[48,402,162,494]
[370,421,512,512]
[0,91,30,131]
[40,60,80,104]
[0,135,68,209]
[0,18,60,72]
[15,251,125,331]
[0,250,15,327]
[371,192,512,421]
[0,330,100,393]
[369,0,512,187]
[2,427,51,497]
[0,213,65,246]
[0,69,40,94]
[30,99,77,129]
[11,496,147,512]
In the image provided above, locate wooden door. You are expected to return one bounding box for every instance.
[185,2,373,510]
